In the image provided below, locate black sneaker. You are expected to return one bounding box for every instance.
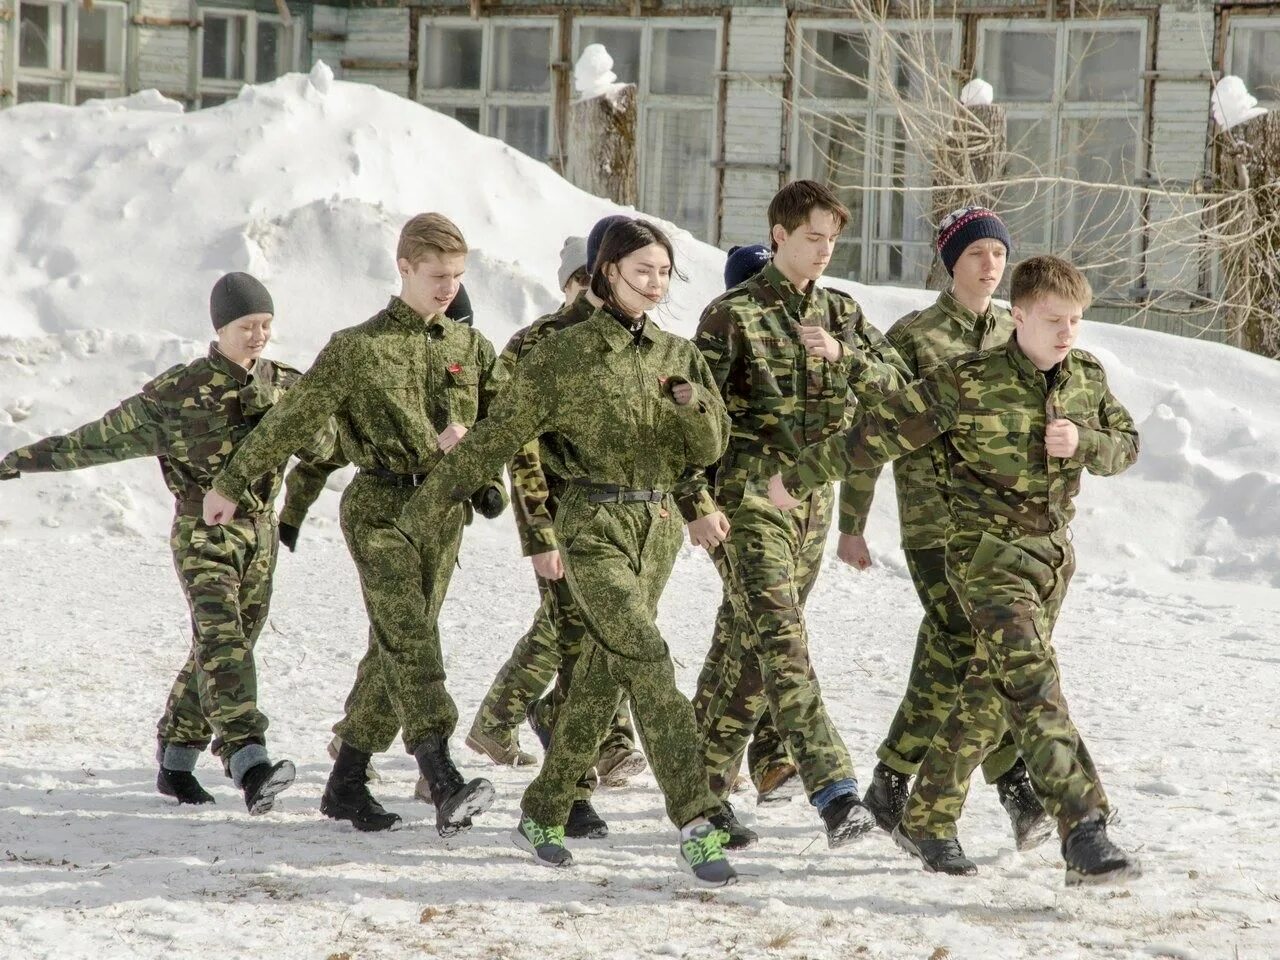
[892,825,978,876]
[678,823,737,887]
[1063,814,1141,886]
[708,801,758,850]
[241,760,296,816]
[565,799,609,839]
[862,762,911,833]
[820,793,877,848]
[156,768,215,805]
[995,759,1054,851]
[513,815,573,868]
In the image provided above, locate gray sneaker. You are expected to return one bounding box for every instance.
[678,823,738,887]
[513,816,574,868]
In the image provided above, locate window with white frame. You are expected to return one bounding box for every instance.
[198,7,300,108]
[1225,16,1280,106]
[792,22,959,285]
[573,18,720,240]
[977,19,1147,297]
[418,18,558,163]
[15,0,126,105]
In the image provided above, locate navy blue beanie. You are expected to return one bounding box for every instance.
[210,272,274,329]
[586,215,632,272]
[723,244,771,290]
[937,207,1012,276]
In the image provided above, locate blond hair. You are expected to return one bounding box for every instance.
[1010,255,1093,310]
[397,213,467,263]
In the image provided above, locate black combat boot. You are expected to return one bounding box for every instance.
[1062,813,1141,886]
[820,793,877,848]
[414,734,495,837]
[156,768,215,805]
[708,801,759,850]
[321,742,402,832]
[862,762,911,833]
[995,758,1055,851]
[892,826,978,876]
[241,759,296,815]
[565,798,609,839]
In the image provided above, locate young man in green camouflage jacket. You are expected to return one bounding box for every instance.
[0,273,330,814]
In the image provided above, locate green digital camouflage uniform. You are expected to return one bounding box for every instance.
[0,344,332,772]
[682,263,911,802]
[845,290,1021,784]
[400,303,730,828]
[469,296,637,789]
[278,451,347,531]
[212,296,505,756]
[780,334,1139,838]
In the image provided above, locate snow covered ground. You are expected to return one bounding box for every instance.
[2,68,1280,959]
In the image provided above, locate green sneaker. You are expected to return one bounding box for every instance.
[678,823,737,887]
[512,816,573,868]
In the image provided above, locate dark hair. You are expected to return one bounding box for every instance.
[767,179,851,251]
[589,219,686,316]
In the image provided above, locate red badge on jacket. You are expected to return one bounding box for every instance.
[448,363,462,374]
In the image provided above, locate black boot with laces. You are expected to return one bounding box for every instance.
[862,762,911,833]
[414,734,495,837]
[994,758,1054,851]
[1062,813,1141,886]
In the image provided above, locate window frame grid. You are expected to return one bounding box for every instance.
[197,6,302,107]
[13,0,128,105]
[1223,13,1280,108]
[791,18,961,285]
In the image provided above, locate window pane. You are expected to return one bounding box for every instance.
[433,104,481,133]
[489,105,550,160]
[256,22,288,81]
[795,111,867,240]
[827,240,862,282]
[577,25,641,87]
[1231,26,1280,103]
[77,5,124,75]
[1002,116,1055,247]
[17,80,66,103]
[799,28,869,100]
[871,116,933,285]
[642,108,713,236]
[75,85,118,105]
[19,3,66,70]
[983,27,1056,102]
[203,15,247,81]
[1066,29,1142,102]
[650,28,715,96]
[491,25,552,93]
[421,23,482,90]
[1057,116,1139,295]
[890,30,954,97]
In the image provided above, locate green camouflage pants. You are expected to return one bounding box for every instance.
[157,511,277,767]
[472,572,637,775]
[901,528,1109,839]
[692,586,792,797]
[521,492,720,828]
[333,473,465,755]
[698,471,854,800]
[877,546,1018,784]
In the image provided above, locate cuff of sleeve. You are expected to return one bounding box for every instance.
[213,470,249,504]
[838,515,866,536]
[677,489,718,524]
[278,503,307,527]
[780,466,810,503]
[520,524,559,557]
[1071,423,1100,465]
[671,383,711,417]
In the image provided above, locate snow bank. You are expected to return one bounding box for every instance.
[2,67,1280,588]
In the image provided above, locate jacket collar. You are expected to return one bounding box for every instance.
[758,261,817,317]
[585,292,658,351]
[208,343,256,385]
[387,295,449,334]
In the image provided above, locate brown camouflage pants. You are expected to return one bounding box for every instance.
[877,546,1018,784]
[901,528,1110,839]
[521,492,720,828]
[333,473,465,755]
[697,471,854,800]
[157,511,277,767]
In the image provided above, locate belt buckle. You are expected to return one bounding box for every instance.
[411,473,423,487]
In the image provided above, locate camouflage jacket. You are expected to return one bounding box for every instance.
[849,290,1014,549]
[498,294,595,556]
[399,303,729,532]
[0,344,332,515]
[780,334,1139,537]
[214,296,504,504]
[679,262,910,530]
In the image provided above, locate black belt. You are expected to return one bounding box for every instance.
[362,467,430,487]
[571,480,667,504]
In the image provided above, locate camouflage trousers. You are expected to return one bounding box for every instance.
[692,586,792,798]
[472,572,637,793]
[157,510,277,770]
[521,492,719,828]
[877,546,1018,784]
[332,473,465,755]
[697,471,854,801]
[901,528,1110,839]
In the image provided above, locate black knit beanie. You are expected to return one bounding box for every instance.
[937,207,1012,276]
[210,272,274,329]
